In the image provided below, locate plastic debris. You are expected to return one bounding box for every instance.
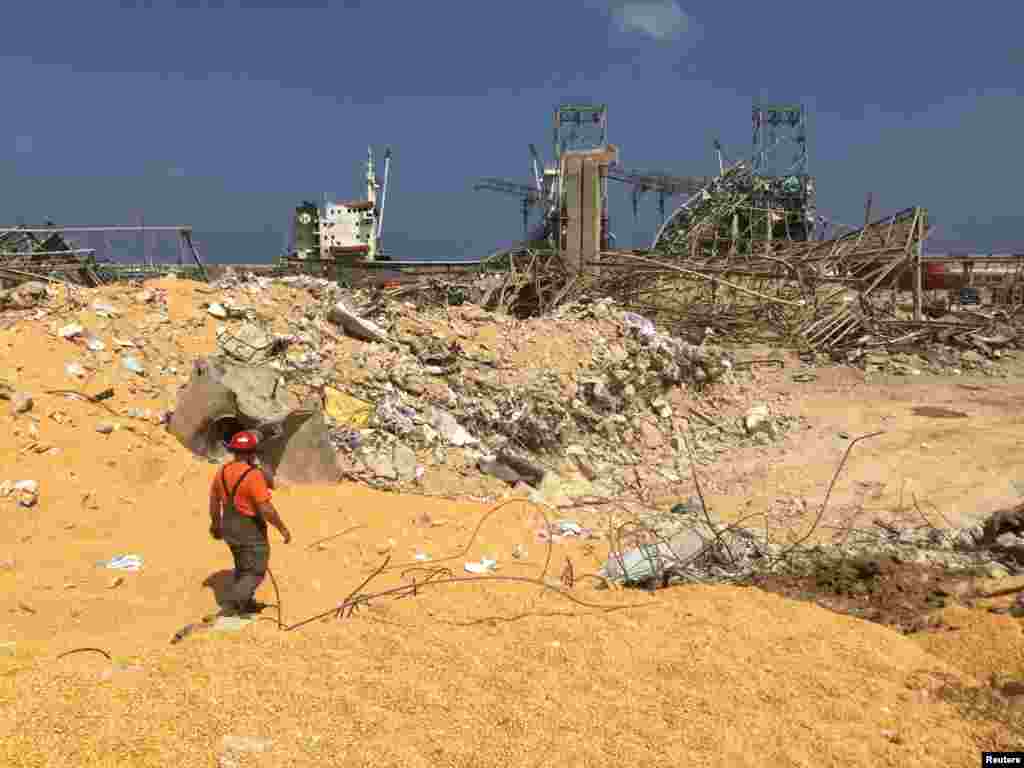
[622,311,656,338]
[464,558,497,574]
[121,356,145,375]
[83,332,105,352]
[99,554,144,572]
[554,520,584,536]
[13,479,39,508]
[599,531,706,585]
[65,362,86,378]
[324,388,372,428]
[58,323,83,339]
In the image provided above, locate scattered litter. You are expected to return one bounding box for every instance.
[621,311,656,338]
[464,558,497,574]
[98,554,143,572]
[538,520,594,542]
[121,356,145,375]
[220,735,273,754]
[600,531,707,585]
[83,332,105,352]
[207,303,228,319]
[58,323,83,339]
[65,362,86,378]
[414,552,431,562]
[92,301,121,318]
[554,520,584,536]
[670,496,704,516]
[324,388,372,428]
[13,480,39,508]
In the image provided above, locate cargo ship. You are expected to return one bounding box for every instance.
[283,147,392,265]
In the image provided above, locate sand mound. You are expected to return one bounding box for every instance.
[0,586,982,768]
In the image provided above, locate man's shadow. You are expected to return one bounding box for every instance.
[202,569,237,609]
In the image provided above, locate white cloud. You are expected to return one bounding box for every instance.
[614,1,696,42]
[14,135,33,154]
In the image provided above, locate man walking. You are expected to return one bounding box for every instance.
[209,430,292,616]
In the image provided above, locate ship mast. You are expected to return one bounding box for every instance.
[366,146,378,260]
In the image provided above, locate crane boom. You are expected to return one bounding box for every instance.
[606,165,707,196]
[473,178,542,204]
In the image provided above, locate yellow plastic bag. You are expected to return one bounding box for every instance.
[324,387,372,428]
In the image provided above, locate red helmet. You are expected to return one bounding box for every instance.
[226,430,259,452]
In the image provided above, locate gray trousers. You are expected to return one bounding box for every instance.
[223,512,269,605]
[227,542,269,605]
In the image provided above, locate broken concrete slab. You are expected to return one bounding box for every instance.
[392,442,417,482]
[327,300,390,344]
[167,357,340,485]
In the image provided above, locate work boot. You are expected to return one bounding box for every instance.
[238,599,268,615]
[218,601,244,617]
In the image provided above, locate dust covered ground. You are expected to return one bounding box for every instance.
[1,277,1024,767]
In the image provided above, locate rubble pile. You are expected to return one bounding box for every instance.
[856,342,1017,378]
[313,293,761,498]
[0,269,797,504]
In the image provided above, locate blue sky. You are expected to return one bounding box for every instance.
[1,0,1022,263]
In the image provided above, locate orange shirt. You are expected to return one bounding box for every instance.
[210,462,272,517]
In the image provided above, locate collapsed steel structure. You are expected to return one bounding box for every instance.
[0,225,206,286]
[592,202,933,351]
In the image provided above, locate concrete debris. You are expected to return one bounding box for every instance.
[743,404,772,435]
[0,281,48,310]
[327,299,391,344]
[167,357,340,485]
[320,296,740,495]
[857,344,1012,378]
[427,407,478,447]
